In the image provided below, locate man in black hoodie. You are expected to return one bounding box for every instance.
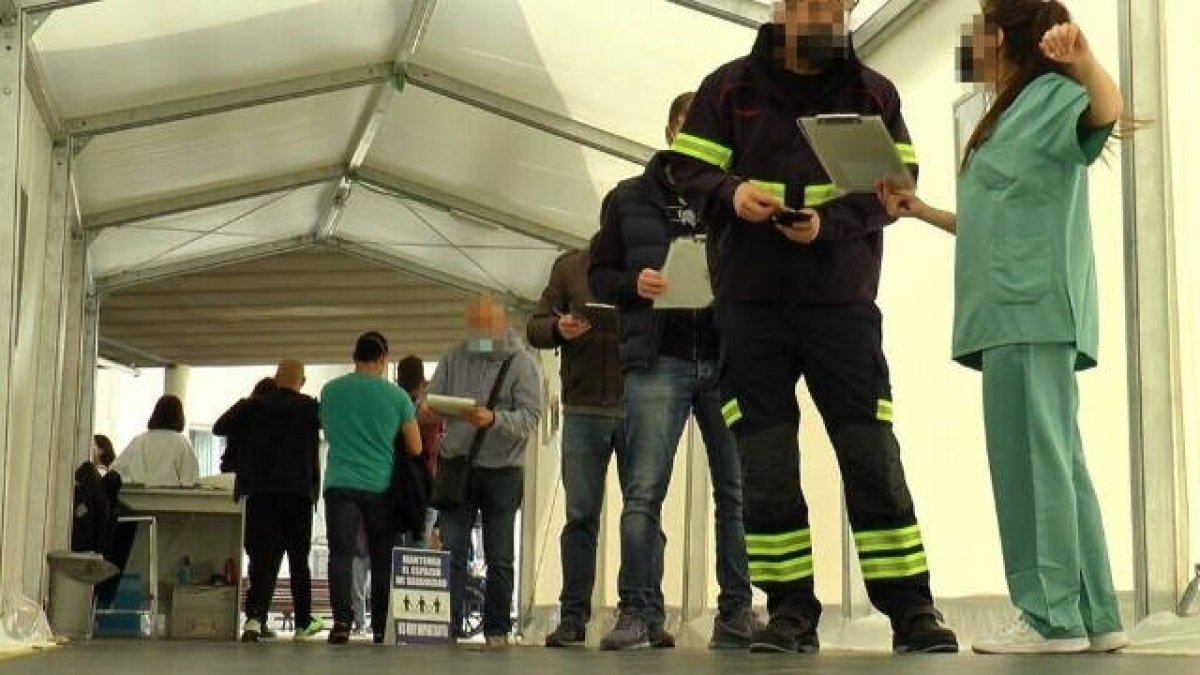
[231,360,324,642]
[664,0,958,655]
[589,93,759,652]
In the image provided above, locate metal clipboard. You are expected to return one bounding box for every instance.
[797,114,914,194]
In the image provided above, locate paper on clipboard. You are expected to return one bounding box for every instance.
[426,394,476,417]
[797,114,914,194]
[653,237,713,310]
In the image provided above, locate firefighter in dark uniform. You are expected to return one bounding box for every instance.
[665,0,959,654]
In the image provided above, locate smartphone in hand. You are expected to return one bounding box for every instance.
[772,207,813,227]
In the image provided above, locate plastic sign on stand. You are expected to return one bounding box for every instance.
[389,547,453,645]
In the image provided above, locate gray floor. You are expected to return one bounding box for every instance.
[2,640,1194,675]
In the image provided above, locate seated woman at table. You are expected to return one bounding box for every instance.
[111,395,200,488]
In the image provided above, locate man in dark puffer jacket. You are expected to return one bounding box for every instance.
[588,93,759,652]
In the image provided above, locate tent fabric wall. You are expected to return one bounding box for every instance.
[1,79,67,601]
[1163,0,1200,567]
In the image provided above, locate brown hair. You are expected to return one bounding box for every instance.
[668,92,695,128]
[147,395,186,433]
[396,355,426,399]
[962,0,1073,170]
[93,434,116,467]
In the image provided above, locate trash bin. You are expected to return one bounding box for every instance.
[46,551,118,639]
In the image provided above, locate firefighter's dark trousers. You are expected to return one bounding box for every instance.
[715,301,937,628]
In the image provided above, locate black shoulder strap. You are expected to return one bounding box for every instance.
[467,353,518,465]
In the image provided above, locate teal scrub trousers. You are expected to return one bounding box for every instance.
[980,343,1123,639]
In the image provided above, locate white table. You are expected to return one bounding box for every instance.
[120,488,244,640]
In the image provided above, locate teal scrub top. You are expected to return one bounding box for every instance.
[953,73,1114,372]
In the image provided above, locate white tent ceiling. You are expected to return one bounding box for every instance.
[19,0,924,366]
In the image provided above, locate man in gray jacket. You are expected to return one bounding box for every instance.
[425,294,542,647]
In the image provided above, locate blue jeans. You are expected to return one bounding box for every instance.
[558,413,624,627]
[440,467,524,637]
[619,357,752,624]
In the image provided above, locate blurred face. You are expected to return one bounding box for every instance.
[958,14,1003,85]
[773,0,851,71]
[466,297,507,351]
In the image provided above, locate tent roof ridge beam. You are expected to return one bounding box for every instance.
[354,166,586,251]
[97,336,171,367]
[325,237,532,311]
[83,165,346,231]
[64,61,394,138]
[19,0,102,12]
[316,0,438,240]
[96,235,318,293]
[403,64,654,166]
[663,0,768,29]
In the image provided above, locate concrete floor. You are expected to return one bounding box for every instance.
[2,640,1195,675]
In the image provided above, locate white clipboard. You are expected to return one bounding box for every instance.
[653,237,713,310]
[797,114,914,194]
[426,394,476,417]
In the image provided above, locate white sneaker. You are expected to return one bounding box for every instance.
[972,617,1089,654]
[1088,631,1130,653]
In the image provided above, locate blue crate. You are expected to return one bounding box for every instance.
[94,611,148,638]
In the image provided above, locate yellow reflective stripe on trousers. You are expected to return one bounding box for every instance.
[749,180,786,203]
[895,142,918,165]
[745,529,812,556]
[859,551,929,580]
[804,183,840,207]
[876,399,894,422]
[854,524,922,553]
[671,133,733,171]
[750,556,815,583]
[721,399,742,427]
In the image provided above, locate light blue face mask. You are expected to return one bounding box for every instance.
[467,338,495,353]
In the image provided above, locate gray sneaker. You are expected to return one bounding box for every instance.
[709,608,766,650]
[599,611,650,651]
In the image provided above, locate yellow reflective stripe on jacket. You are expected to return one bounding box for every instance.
[804,183,840,208]
[721,399,742,427]
[896,142,918,165]
[859,551,929,580]
[671,133,733,171]
[854,524,922,553]
[750,556,815,583]
[876,399,894,422]
[746,529,812,556]
[749,180,786,203]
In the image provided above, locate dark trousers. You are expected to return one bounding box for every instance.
[716,301,935,627]
[440,467,524,637]
[244,493,315,626]
[325,488,393,635]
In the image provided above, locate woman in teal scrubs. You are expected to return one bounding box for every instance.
[878,0,1127,655]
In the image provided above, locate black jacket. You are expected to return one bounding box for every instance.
[71,462,121,555]
[213,398,254,473]
[225,389,321,502]
[665,24,918,305]
[527,249,623,413]
[588,152,719,372]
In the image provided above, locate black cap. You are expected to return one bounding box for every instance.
[353,331,389,363]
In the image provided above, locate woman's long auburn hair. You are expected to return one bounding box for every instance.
[961,0,1073,171]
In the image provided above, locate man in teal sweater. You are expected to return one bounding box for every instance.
[321,331,422,644]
